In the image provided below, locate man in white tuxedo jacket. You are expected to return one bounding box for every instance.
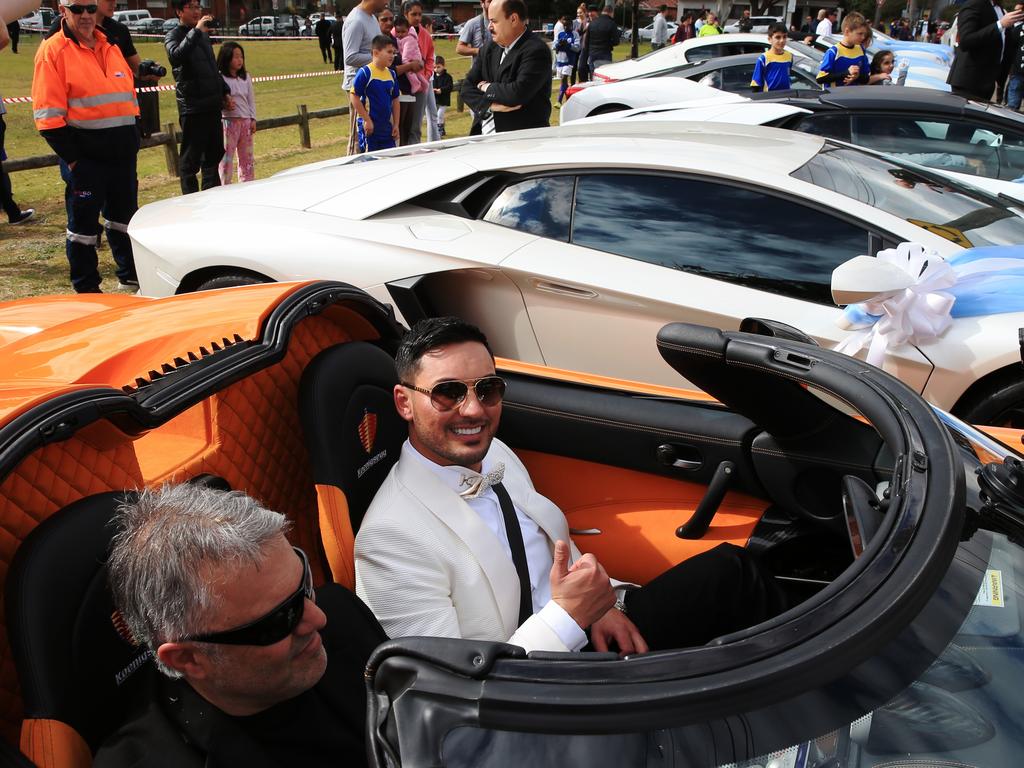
[355,318,787,654]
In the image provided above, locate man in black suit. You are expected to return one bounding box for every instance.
[948,0,1023,101]
[461,0,552,134]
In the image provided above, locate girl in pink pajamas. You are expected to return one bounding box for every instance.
[217,42,257,184]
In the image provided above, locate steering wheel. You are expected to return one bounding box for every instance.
[841,475,885,559]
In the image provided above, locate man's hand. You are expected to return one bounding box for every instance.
[363,116,374,135]
[477,80,490,91]
[591,608,648,656]
[1001,9,1024,28]
[197,15,214,32]
[549,540,615,630]
[490,102,521,112]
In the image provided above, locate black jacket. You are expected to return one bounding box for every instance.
[586,14,620,60]
[461,29,552,133]
[315,18,331,42]
[947,0,1005,98]
[329,18,344,47]
[165,24,228,115]
[1006,19,1024,78]
[93,585,386,768]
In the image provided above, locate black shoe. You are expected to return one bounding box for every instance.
[9,209,34,225]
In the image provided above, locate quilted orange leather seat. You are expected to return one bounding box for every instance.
[299,342,407,588]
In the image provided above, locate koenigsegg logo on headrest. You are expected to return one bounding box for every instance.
[111,609,138,646]
[358,409,377,455]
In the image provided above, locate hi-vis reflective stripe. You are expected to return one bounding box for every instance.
[33,107,67,119]
[104,220,129,233]
[68,91,137,109]
[67,115,138,129]
[66,230,98,246]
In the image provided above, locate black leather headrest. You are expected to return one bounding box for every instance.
[5,492,154,752]
[300,342,406,533]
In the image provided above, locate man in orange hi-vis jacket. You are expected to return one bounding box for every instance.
[32,0,140,294]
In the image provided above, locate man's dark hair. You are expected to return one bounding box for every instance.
[500,0,528,22]
[371,33,395,50]
[171,0,191,12]
[767,22,787,36]
[395,317,493,381]
[659,4,666,11]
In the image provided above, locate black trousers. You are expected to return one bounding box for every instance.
[951,84,995,102]
[64,155,138,292]
[333,45,344,70]
[0,116,23,221]
[621,543,788,651]
[319,38,332,62]
[178,111,224,195]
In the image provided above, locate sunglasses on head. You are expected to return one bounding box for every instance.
[67,4,98,14]
[189,547,314,646]
[401,376,506,412]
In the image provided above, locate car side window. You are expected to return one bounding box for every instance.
[794,113,852,142]
[571,173,871,304]
[687,45,718,63]
[850,115,1024,181]
[482,176,575,241]
[719,63,758,93]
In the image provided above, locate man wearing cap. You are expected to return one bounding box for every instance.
[32,0,140,293]
[587,1,619,73]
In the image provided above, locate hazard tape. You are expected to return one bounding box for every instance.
[3,68,343,103]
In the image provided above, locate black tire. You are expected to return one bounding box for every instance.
[193,273,270,292]
[587,103,630,117]
[952,368,1024,428]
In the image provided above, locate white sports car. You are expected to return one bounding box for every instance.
[129,122,1024,424]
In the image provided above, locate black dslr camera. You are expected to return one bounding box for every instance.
[138,59,168,78]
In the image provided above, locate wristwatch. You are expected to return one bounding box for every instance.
[614,589,628,615]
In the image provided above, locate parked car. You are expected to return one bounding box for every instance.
[17,7,54,31]
[238,15,297,36]
[162,17,178,33]
[622,20,678,41]
[111,9,152,27]
[559,53,822,122]
[128,17,167,33]
[810,34,951,83]
[423,12,455,33]
[871,26,954,66]
[1,281,1024,767]
[129,122,1024,424]
[722,14,782,33]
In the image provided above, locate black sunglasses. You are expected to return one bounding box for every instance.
[401,375,506,412]
[66,4,98,14]
[189,547,314,646]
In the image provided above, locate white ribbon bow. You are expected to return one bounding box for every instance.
[458,462,505,500]
[834,242,957,368]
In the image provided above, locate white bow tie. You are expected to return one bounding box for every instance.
[458,462,505,499]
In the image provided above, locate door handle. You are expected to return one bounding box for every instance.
[532,280,598,299]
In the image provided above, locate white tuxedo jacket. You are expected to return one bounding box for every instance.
[355,439,608,653]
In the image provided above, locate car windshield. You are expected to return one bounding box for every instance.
[791,143,1024,247]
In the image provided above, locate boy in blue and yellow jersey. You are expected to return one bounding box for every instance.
[350,35,401,152]
[817,13,869,87]
[751,24,793,92]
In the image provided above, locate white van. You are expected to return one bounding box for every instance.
[19,8,55,31]
[112,9,153,26]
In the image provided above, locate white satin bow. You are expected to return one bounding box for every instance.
[834,242,957,368]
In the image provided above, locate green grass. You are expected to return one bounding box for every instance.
[0,34,650,300]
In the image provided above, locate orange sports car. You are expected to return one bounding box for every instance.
[0,281,1021,767]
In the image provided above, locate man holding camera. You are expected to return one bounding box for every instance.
[33,0,141,293]
[166,0,231,194]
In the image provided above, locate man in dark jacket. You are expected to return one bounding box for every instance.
[461,0,552,134]
[587,1,619,73]
[948,0,1023,101]
[166,0,230,194]
[315,16,332,63]
[329,14,344,70]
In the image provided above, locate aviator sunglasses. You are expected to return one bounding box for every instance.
[401,376,507,412]
[189,547,314,646]
[66,4,99,13]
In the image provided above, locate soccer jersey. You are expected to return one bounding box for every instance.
[751,49,793,91]
[351,63,399,151]
[817,42,869,87]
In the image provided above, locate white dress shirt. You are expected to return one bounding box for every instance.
[816,18,833,37]
[405,440,588,651]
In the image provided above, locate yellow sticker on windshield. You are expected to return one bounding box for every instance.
[906,219,974,248]
[974,569,1005,608]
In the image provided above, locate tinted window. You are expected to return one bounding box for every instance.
[792,144,1024,247]
[686,44,720,63]
[571,174,870,304]
[482,176,574,240]
[850,114,1024,182]
[795,113,852,142]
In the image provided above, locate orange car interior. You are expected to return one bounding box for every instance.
[0,300,787,767]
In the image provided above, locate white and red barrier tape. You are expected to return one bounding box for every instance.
[3,67,343,104]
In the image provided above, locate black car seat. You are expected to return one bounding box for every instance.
[299,342,406,588]
[5,491,154,768]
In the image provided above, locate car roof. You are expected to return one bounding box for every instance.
[753,87,1019,121]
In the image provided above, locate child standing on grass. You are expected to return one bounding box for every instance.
[217,42,257,184]
[350,35,401,152]
[433,56,454,137]
[816,13,870,88]
[750,23,793,92]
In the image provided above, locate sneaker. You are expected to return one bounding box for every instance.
[9,209,34,225]
[116,278,140,290]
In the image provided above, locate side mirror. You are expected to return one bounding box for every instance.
[739,317,819,346]
[831,255,915,306]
